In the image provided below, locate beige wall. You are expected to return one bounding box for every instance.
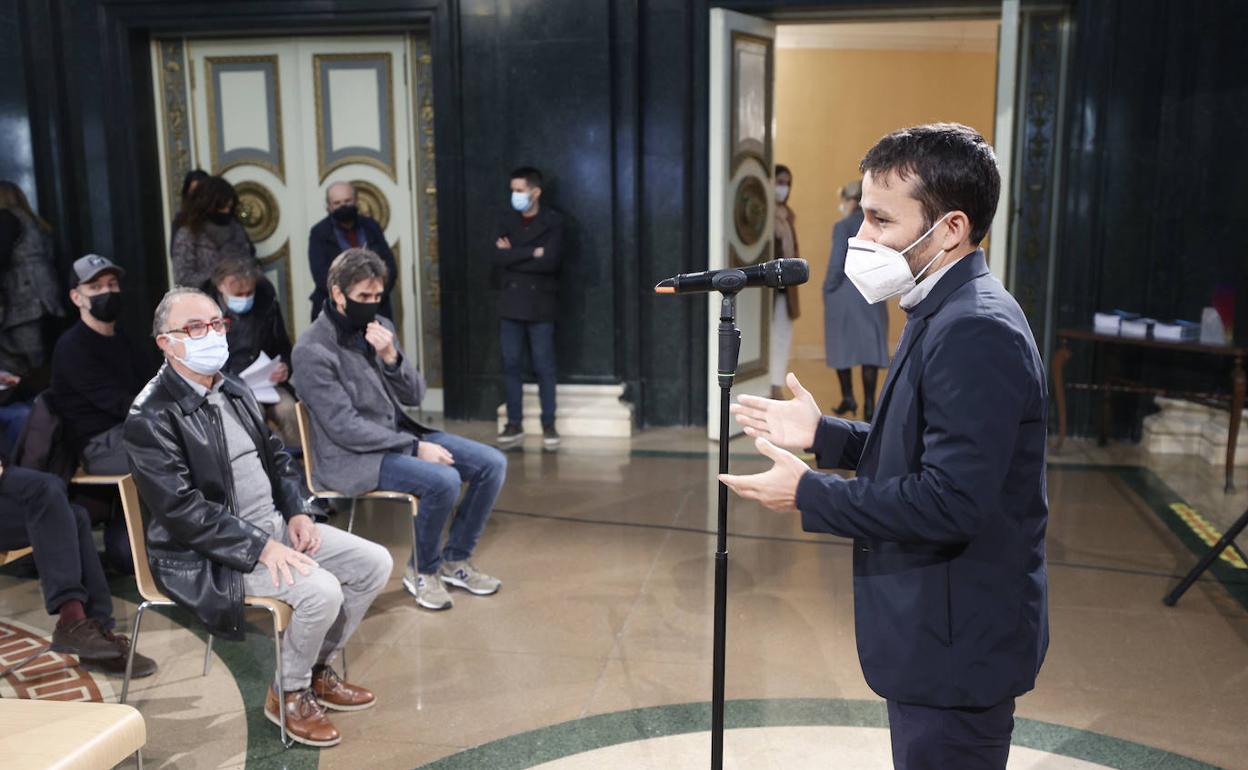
[774,45,997,405]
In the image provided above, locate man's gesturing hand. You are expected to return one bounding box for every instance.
[718,437,808,513]
[259,538,318,587]
[729,372,822,450]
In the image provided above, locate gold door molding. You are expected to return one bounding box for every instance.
[233,180,281,243]
[204,55,286,180]
[350,180,391,230]
[156,39,193,218]
[313,53,397,183]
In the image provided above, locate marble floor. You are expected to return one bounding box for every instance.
[1,419,1245,770]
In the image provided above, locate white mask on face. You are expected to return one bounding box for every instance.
[775,185,790,204]
[844,213,952,304]
[163,329,230,375]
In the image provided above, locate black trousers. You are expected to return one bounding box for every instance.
[0,466,114,626]
[887,697,1016,770]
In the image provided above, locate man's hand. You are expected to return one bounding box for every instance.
[534,246,545,257]
[269,361,290,383]
[287,514,322,556]
[729,372,822,450]
[417,441,455,465]
[496,236,512,249]
[364,322,398,366]
[718,437,808,513]
[258,538,318,587]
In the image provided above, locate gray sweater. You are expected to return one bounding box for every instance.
[291,310,427,496]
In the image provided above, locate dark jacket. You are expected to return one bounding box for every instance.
[796,250,1049,709]
[11,393,77,481]
[123,364,316,641]
[307,215,397,322]
[494,206,564,323]
[211,278,292,377]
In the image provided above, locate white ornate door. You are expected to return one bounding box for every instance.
[708,10,777,439]
[151,34,437,403]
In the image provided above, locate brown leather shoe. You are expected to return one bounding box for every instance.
[311,664,377,711]
[264,686,341,747]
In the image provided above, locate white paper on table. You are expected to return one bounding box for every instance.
[240,352,281,404]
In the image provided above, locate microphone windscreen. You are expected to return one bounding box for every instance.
[778,258,809,286]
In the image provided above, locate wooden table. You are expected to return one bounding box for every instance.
[1051,328,1247,492]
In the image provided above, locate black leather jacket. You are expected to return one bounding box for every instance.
[123,364,315,640]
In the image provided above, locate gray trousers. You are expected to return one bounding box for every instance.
[242,521,392,690]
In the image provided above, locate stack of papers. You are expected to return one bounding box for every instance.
[1120,318,1155,339]
[1093,313,1122,335]
[1153,320,1200,342]
[240,352,282,404]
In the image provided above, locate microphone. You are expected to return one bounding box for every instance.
[654,258,809,295]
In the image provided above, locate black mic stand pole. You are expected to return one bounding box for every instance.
[709,270,745,770]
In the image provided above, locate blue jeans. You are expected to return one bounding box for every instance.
[500,319,557,428]
[0,400,33,457]
[378,431,507,574]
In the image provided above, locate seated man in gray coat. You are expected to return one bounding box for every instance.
[293,248,507,612]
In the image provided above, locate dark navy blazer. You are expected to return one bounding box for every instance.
[795,249,1049,709]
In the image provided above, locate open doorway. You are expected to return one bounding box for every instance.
[774,19,1001,418]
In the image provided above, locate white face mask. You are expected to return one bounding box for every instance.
[775,185,790,204]
[163,329,230,376]
[844,213,952,304]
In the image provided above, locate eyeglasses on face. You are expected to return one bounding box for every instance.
[163,318,232,339]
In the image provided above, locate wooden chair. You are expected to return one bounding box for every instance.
[294,401,419,566]
[116,475,299,748]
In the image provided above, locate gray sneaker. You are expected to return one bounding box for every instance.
[402,566,453,610]
[439,560,501,596]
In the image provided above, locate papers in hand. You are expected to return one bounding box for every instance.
[240,352,282,404]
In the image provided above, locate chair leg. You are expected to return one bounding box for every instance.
[270,608,291,749]
[347,499,358,534]
[409,500,420,576]
[202,634,215,677]
[120,602,149,704]
[341,648,348,681]
[134,748,143,769]
[0,643,50,679]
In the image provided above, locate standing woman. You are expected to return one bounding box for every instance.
[170,175,255,290]
[823,180,888,420]
[169,168,209,252]
[769,164,801,400]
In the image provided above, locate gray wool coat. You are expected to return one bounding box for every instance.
[291,311,427,496]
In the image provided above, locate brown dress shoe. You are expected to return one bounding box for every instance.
[264,686,341,747]
[311,664,377,711]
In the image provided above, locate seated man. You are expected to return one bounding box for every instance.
[124,287,391,748]
[293,249,506,611]
[49,254,151,475]
[0,463,156,677]
[209,256,299,449]
[307,182,397,322]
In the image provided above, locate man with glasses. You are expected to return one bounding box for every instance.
[124,287,392,748]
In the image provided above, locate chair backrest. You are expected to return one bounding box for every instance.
[294,401,318,489]
[117,475,166,602]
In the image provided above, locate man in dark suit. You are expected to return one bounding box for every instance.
[721,123,1048,770]
[307,181,397,322]
[493,166,564,450]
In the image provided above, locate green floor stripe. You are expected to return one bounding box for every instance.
[414,698,1220,769]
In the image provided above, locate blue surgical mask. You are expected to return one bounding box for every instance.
[510,191,531,212]
[225,293,254,315]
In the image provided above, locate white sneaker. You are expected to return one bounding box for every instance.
[439,560,501,596]
[402,566,453,610]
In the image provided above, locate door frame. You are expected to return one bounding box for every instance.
[37,0,472,412]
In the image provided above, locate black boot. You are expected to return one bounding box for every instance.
[862,366,878,422]
[833,368,857,415]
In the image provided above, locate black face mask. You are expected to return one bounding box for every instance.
[343,297,380,330]
[209,211,233,226]
[331,205,359,225]
[86,290,123,323]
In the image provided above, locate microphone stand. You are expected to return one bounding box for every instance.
[709,270,744,770]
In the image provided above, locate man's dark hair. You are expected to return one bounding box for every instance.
[775,164,792,178]
[327,248,389,296]
[510,166,543,189]
[859,123,999,245]
[212,254,263,286]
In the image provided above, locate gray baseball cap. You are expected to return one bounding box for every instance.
[72,253,125,286]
